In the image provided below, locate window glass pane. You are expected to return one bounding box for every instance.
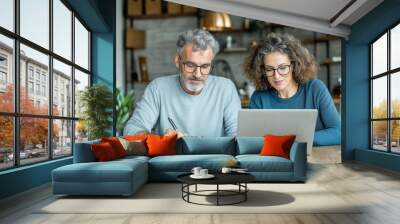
[0,35,14,112]
[372,33,387,76]
[391,24,400,70]
[0,116,13,170]
[20,44,49,115]
[53,59,72,117]
[75,120,88,143]
[53,119,72,157]
[391,72,400,118]
[20,0,49,49]
[0,0,14,31]
[74,69,89,118]
[74,18,89,70]
[372,121,388,151]
[391,120,400,153]
[20,117,49,165]
[53,0,72,60]
[372,77,387,119]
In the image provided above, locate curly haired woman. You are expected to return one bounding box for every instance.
[244,33,340,146]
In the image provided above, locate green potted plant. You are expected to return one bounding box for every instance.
[79,84,113,140]
[115,88,135,136]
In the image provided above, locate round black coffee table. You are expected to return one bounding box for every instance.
[177,173,255,206]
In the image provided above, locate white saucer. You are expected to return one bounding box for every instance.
[190,174,215,179]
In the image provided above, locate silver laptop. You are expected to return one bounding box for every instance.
[237,109,318,154]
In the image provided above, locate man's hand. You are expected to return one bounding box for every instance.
[164,128,187,139]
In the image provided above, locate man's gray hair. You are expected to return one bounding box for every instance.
[176,29,220,56]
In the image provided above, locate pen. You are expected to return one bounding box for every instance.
[168,117,177,130]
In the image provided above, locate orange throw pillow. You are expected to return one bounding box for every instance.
[124,135,148,141]
[146,134,177,157]
[101,137,127,158]
[91,142,117,161]
[260,134,296,159]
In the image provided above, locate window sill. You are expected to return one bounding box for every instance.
[0,156,72,175]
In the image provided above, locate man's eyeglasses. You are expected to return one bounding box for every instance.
[261,64,292,77]
[179,56,213,75]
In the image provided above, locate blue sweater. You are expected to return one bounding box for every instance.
[249,79,341,146]
[124,74,241,137]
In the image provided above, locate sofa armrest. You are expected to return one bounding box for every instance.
[73,140,100,163]
[289,141,307,181]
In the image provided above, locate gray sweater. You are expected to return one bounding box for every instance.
[124,74,241,137]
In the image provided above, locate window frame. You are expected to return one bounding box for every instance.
[370,20,400,154]
[0,0,92,171]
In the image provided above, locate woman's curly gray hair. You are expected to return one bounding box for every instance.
[244,33,318,90]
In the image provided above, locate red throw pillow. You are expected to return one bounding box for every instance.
[146,134,177,157]
[101,137,127,158]
[124,135,148,141]
[91,142,118,161]
[260,134,296,159]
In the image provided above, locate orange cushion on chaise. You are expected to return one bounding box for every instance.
[91,142,118,161]
[101,137,127,158]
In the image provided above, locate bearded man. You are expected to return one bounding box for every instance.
[124,29,241,137]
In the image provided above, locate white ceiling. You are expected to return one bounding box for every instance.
[168,0,384,37]
[227,0,352,22]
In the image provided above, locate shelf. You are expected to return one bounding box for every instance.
[241,98,250,108]
[333,97,341,104]
[208,29,250,33]
[302,35,341,44]
[320,58,341,65]
[127,13,197,20]
[221,47,248,53]
[133,81,150,84]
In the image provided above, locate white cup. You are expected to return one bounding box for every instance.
[221,167,232,174]
[199,169,208,176]
[191,167,202,176]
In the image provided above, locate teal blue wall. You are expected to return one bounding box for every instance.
[92,33,114,86]
[0,0,116,200]
[0,158,72,199]
[344,0,400,171]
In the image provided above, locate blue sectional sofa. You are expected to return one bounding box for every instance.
[52,136,307,196]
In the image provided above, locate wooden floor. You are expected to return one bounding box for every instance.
[1,162,400,224]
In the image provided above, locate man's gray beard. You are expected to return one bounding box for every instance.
[180,74,204,92]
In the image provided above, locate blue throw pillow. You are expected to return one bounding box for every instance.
[236,137,264,155]
[178,136,236,155]
[73,139,100,163]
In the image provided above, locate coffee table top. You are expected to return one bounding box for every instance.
[177,172,255,185]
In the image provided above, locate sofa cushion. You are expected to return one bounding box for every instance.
[115,155,150,163]
[178,136,236,155]
[101,137,127,158]
[74,140,100,163]
[53,156,148,183]
[260,134,296,159]
[236,155,293,172]
[147,134,177,157]
[91,142,118,162]
[148,154,235,172]
[119,138,147,156]
[236,137,264,155]
[124,135,148,141]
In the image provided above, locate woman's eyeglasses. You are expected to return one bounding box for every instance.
[261,64,291,77]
